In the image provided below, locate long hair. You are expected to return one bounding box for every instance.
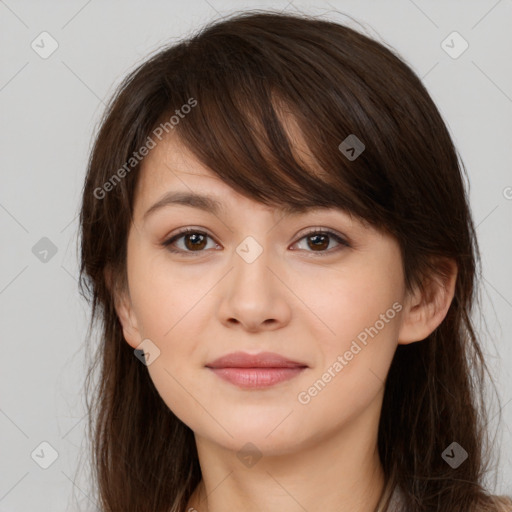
[78,10,511,512]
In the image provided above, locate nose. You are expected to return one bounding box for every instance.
[216,241,292,333]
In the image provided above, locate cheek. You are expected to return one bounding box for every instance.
[126,245,214,423]
[308,255,403,357]
[294,274,402,437]
[291,257,403,424]
[127,243,209,339]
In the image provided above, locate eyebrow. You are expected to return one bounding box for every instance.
[144,191,224,220]
[142,191,315,221]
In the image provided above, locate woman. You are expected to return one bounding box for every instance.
[78,10,512,512]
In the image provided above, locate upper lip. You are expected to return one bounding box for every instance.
[206,351,308,369]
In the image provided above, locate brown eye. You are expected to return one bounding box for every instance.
[162,227,350,257]
[162,229,217,255]
[183,232,207,251]
[293,229,350,256]
[306,233,330,251]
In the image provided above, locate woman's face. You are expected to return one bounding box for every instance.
[116,133,411,456]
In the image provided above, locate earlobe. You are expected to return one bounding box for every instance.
[115,294,142,349]
[397,259,458,345]
[104,265,141,349]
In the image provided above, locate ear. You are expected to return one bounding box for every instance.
[104,265,142,349]
[397,259,457,345]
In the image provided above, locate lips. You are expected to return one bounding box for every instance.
[205,351,308,369]
[205,351,308,389]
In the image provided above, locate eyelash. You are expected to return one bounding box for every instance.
[161,227,350,257]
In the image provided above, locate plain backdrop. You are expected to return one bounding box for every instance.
[1,0,511,510]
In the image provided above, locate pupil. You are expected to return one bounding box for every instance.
[309,234,328,250]
[186,233,206,250]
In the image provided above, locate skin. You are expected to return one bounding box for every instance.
[112,131,457,512]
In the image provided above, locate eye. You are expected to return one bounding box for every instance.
[161,227,350,256]
[291,228,350,256]
[162,228,219,255]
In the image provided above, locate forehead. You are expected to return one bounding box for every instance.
[133,132,327,221]
[134,133,224,210]
[132,129,374,235]
[134,101,329,212]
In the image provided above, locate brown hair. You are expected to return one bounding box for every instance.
[77,10,511,512]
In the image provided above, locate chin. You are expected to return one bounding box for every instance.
[197,415,312,457]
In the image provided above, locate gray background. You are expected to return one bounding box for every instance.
[1,0,511,510]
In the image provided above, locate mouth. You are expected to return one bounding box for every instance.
[207,367,307,388]
[205,351,308,389]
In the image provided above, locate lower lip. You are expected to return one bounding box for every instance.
[208,367,306,388]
